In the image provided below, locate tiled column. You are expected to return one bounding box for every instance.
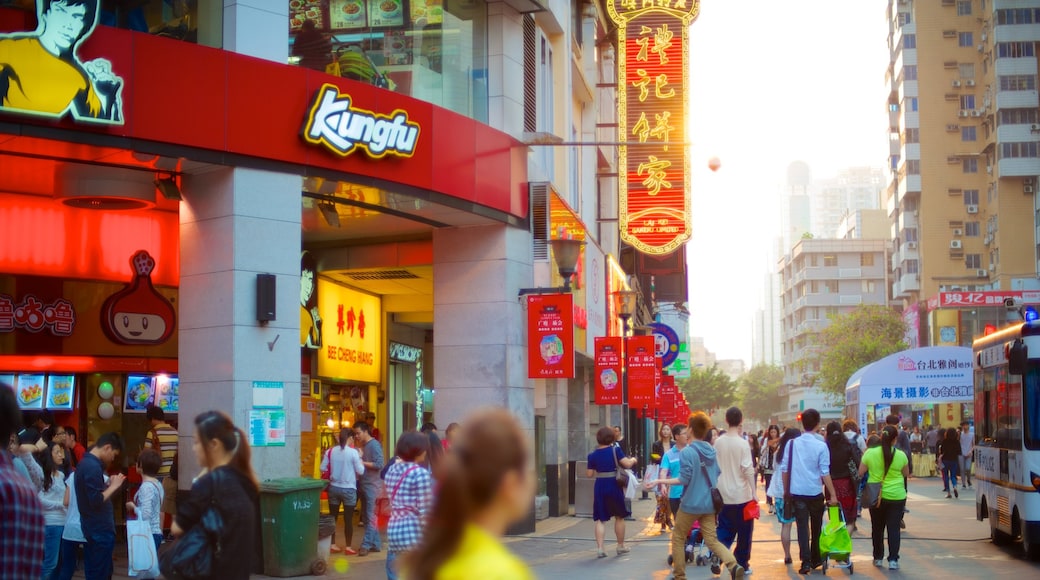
[178,167,302,485]
[486,2,524,138]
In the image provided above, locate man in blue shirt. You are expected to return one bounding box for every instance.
[75,432,125,580]
[780,409,838,575]
[660,423,689,517]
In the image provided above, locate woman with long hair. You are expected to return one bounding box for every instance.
[588,426,638,557]
[939,427,962,498]
[857,425,910,570]
[38,441,67,580]
[760,425,781,514]
[651,423,674,533]
[385,431,434,580]
[405,409,535,579]
[171,411,261,579]
[321,427,364,554]
[825,421,859,533]
[766,428,801,565]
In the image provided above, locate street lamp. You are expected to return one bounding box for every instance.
[613,289,637,454]
[518,238,586,295]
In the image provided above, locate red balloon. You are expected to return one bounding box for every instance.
[708,156,721,172]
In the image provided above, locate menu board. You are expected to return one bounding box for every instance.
[153,375,179,414]
[368,0,405,27]
[410,0,443,25]
[46,375,75,410]
[16,374,45,410]
[289,0,325,31]
[124,374,154,413]
[329,0,367,29]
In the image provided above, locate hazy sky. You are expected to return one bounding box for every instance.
[684,0,889,365]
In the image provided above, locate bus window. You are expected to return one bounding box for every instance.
[1025,364,1040,450]
[996,369,1023,449]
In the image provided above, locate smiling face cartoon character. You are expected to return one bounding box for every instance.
[101,250,176,345]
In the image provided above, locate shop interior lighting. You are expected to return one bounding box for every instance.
[318,200,341,228]
[153,175,182,200]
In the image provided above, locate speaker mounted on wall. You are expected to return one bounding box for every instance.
[256,273,277,323]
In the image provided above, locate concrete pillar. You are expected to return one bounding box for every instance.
[566,367,591,505]
[178,167,302,485]
[542,377,568,517]
[222,1,289,63]
[486,2,524,138]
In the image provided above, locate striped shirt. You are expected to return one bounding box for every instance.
[1,451,45,579]
[145,422,178,478]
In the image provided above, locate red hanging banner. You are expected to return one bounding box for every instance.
[527,294,575,379]
[594,337,624,405]
[660,375,677,423]
[626,335,656,406]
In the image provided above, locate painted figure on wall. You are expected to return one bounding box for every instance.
[301,250,322,349]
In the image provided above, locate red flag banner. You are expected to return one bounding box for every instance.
[660,375,677,423]
[527,294,575,379]
[626,335,656,406]
[594,337,624,405]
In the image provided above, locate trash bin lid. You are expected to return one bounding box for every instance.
[259,477,328,494]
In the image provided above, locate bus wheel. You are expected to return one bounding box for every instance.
[991,518,1013,546]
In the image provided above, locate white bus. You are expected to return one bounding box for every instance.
[972,315,1040,560]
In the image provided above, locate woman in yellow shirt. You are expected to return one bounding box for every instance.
[405,409,535,580]
[856,425,909,571]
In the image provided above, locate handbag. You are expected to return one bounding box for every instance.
[376,464,419,532]
[159,470,225,580]
[612,446,629,489]
[127,517,160,578]
[693,447,723,514]
[782,439,797,521]
[320,447,333,481]
[861,453,893,510]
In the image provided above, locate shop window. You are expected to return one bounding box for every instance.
[101,0,220,47]
[288,0,489,123]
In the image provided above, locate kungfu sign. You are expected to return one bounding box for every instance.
[608,1,698,255]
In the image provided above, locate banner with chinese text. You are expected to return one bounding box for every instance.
[608,1,699,255]
[626,335,656,406]
[594,337,624,405]
[527,294,575,379]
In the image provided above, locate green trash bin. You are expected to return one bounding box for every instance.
[259,478,329,577]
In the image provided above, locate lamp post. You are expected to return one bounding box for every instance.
[518,238,585,296]
[613,289,637,455]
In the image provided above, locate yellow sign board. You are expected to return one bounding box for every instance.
[316,279,382,383]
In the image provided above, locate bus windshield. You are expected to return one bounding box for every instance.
[1027,363,1040,450]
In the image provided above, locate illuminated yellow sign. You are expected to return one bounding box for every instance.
[608,1,699,255]
[316,279,382,383]
[302,83,420,159]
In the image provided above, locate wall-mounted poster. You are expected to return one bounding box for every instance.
[124,375,154,413]
[153,375,179,414]
[329,0,368,29]
[46,375,75,410]
[410,0,444,25]
[16,374,45,410]
[290,0,326,31]
[368,0,405,27]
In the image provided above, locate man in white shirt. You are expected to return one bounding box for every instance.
[780,408,838,575]
[959,421,974,489]
[714,407,758,574]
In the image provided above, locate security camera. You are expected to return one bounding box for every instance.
[1005,297,1022,309]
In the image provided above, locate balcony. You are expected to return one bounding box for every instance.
[996,89,1039,111]
[898,210,917,231]
[999,157,1040,178]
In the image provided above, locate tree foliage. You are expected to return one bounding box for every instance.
[739,364,784,423]
[809,304,907,399]
[679,364,737,415]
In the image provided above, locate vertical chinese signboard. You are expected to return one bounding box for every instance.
[527,294,575,379]
[594,337,624,404]
[627,335,657,405]
[608,1,699,255]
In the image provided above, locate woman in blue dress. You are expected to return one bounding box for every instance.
[587,426,638,558]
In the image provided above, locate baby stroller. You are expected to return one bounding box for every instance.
[819,505,854,575]
[666,520,720,574]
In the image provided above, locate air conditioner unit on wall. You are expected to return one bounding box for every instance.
[977,269,988,278]
[951,240,962,249]
[966,79,976,87]
[952,80,962,87]
[967,204,979,213]
[953,228,963,236]
[971,110,982,117]
[959,110,970,118]
[906,241,918,249]
[1026,185,1035,194]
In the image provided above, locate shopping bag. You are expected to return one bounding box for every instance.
[127,518,160,578]
[819,505,853,557]
[743,499,760,521]
[624,468,639,499]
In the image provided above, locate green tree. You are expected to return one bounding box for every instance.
[740,364,784,423]
[809,304,907,399]
[679,364,737,415]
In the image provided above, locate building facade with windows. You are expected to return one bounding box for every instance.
[811,167,885,239]
[884,0,1040,348]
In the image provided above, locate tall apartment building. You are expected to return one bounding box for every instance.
[812,167,885,239]
[885,0,1040,309]
[782,161,814,251]
[752,236,785,367]
[778,239,891,396]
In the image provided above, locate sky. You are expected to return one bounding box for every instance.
[683,0,890,365]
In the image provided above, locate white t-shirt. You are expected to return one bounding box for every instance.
[322,445,364,490]
[714,431,756,504]
[62,473,86,542]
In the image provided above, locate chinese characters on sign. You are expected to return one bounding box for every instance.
[897,356,972,372]
[927,290,1040,310]
[876,385,972,401]
[0,294,76,337]
[594,337,623,405]
[527,294,575,379]
[608,1,699,255]
[626,335,657,405]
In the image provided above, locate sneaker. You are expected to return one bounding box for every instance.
[744,567,753,575]
[731,564,746,579]
[874,559,884,567]
[798,564,811,575]
[616,545,630,555]
[899,518,906,529]
[596,550,607,559]
[889,560,899,570]
[358,548,370,557]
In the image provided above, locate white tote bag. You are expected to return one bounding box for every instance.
[624,468,640,499]
[127,518,161,578]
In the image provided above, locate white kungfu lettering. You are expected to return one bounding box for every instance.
[303,85,420,158]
